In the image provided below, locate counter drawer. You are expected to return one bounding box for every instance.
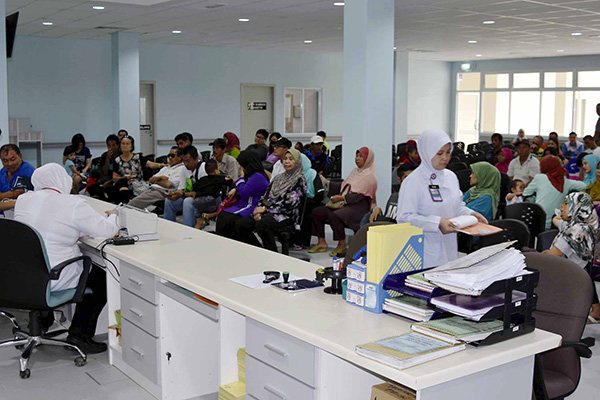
[121,288,158,337]
[246,355,316,400]
[122,319,159,384]
[246,319,316,387]
[120,262,157,304]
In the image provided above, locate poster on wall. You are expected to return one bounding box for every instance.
[247,101,267,110]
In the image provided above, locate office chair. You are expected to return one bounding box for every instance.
[453,169,472,193]
[343,221,394,267]
[536,229,559,252]
[0,219,91,378]
[477,219,530,251]
[496,172,510,219]
[278,194,308,258]
[525,253,594,400]
[505,202,546,248]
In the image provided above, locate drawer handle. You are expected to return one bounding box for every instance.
[130,347,145,357]
[264,384,287,400]
[128,277,143,286]
[264,343,288,358]
[128,308,143,318]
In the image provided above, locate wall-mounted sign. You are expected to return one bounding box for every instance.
[140,125,151,131]
[247,101,267,111]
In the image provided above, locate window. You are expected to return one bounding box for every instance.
[544,72,572,88]
[510,92,540,136]
[540,91,573,136]
[284,88,322,134]
[578,71,600,88]
[457,72,480,91]
[481,92,509,134]
[513,73,540,89]
[485,74,509,89]
[574,91,600,136]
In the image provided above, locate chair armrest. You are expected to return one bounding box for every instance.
[49,255,92,304]
[49,256,91,280]
[560,341,593,359]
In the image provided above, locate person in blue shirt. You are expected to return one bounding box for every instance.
[561,132,584,159]
[0,144,35,201]
[463,162,500,222]
[303,134,328,174]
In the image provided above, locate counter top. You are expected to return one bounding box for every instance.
[81,197,561,390]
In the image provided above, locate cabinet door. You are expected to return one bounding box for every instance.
[159,293,219,400]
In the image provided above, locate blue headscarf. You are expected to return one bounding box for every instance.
[583,154,600,185]
[301,153,317,198]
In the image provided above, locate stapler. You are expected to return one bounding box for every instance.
[263,271,280,284]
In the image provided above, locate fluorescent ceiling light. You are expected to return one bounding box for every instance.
[468,40,477,44]
[475,54,482,57]
[238,18,250,22]
[557,49,564,52]
[172,30,182,34]
[571,32,582,36]
[334,2,345,6]
[92,6,105,10]
[304,40,313,43]
[42,21,53,26]
[483,20,494,24]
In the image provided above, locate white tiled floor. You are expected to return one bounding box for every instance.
[1,227,598,399]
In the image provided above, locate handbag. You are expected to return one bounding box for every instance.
[217,196,238,214]
[326,199,344,209]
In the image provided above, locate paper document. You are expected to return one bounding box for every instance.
[229,273,302,290]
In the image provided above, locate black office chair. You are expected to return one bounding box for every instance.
[155,155,168,164]
[454,169,472,193]
[396,143,406,158]
[477,219,530,251]
[536,229,559,252]
[391,145,397,167]
[526,253,594,400]
[466,143,479,154]
[200,151,211,163]
[472,150,487,163]
[496,172,510,219]
[0,220,90,378]
[447,162,469,173]
[505,202,547,248]
[464,153,475,165]
[453,142,465,152]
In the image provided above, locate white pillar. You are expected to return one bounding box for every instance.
[342,0,395,205]
[111,32,139,143]
[0,0,9,147]
[394,50,409,144]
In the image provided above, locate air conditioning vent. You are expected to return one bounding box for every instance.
[94,26,128,30]
[206,3,226,8]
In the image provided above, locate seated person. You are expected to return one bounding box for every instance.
[109,136,148,204]
[245,129,269,160]
[128,146,187,209]
[14,163,120,353]
[87,134,120,200]
[270,137,293,180]
[513,128,525,145]
[506,179,524,205]
[583,135,600,157]
[175,132,193,149]
[303,135,328,174]
[545,193,600,322]
[486,133,504,165]
[562,132,583,159]
[295,154,323,249]
[66,133,92,176]
[495,147,514,174]
[215,150,270,239]
[0,144,35,212]
[361,163,416,227]
[164,145,207,226]
[266,132,282,163]
[317,131,330,155]
[189,159,234,230]
[117,129,128,142]
[63,145,86,193]
[210,138,239,180]
[223,132,241,159]
[235,149,306,252]
[463,162,500,222]
[584,166,600,204]
[295,141,304,152]
[310,147,378,257]
[531,135,545,158]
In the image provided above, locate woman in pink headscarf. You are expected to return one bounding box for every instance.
[495,147,514,174]
[223,132,240,159]
[309,147,378,256]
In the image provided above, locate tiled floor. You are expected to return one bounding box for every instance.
[1,226,599,399]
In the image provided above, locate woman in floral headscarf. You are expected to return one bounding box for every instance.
[546,192,600,322]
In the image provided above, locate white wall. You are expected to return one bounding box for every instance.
[406,59,452,139]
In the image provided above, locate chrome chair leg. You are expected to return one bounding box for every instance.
[0,310,21,331]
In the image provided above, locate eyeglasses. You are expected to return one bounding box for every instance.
[168,154,177,158]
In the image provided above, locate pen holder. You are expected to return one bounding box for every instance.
[323,267,346,295]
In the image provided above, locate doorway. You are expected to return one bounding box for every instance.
[240,84,275,148]
[140,82,156,156]
[455,92,480,145]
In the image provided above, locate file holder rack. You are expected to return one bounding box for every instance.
[382,268,449,302]
[468,268,539,347]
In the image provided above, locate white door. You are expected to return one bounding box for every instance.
[140,82,156,156]
[456,92,480,145]
[241,84,274,148]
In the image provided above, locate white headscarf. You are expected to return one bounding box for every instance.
[31,163,72,195]
[415,129,453,183]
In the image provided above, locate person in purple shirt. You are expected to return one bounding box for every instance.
[216,150,270,240]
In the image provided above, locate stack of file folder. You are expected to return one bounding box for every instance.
[431,291,527,321]
[383,295,435,322]
[218,381,245,400]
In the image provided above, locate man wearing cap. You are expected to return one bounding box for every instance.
[303,135,329,174]
[211,138,239,180]
[507,139,540,187]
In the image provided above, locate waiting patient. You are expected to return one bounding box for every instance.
[190,159,234,229]
[128,146,187,209]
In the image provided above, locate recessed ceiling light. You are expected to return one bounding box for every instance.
[92,6,105,10]
[468,40,477,44]
[393,46,397,50]
[483,20,495,24]
[557,49,564,52]
[571,32,582,36]
[304,40,313,43]
[334,2,345,6]
[42,21,53,26]
[172,30,182,34]
[238,18,250,22]
[475,54,482,57]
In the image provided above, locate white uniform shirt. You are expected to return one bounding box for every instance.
[507,155,540,182]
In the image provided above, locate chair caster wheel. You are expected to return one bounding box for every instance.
[74,357,87,367]
[19,369,30,379]
[15,345,24,350]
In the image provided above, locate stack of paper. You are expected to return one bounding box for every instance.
[356,332,466,370]
[411,316,504,344]
[424,246,526,296]
[218,381,245,400]
[237,348,246,383]
[404,272,437,293]
[383,295,435,322]
[431,291,527,321]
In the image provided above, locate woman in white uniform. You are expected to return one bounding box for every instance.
[397,129,486,267]
[15,163,120,354]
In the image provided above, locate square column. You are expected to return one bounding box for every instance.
[343,0,395,205]
[0,0,9,146]
[394,50,409,144]
[112,32,139,143]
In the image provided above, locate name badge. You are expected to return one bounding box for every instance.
[429,184,443,202]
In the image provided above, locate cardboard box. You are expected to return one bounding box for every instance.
[371,382,416,400]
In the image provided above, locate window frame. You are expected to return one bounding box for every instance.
[284,87,323,136]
